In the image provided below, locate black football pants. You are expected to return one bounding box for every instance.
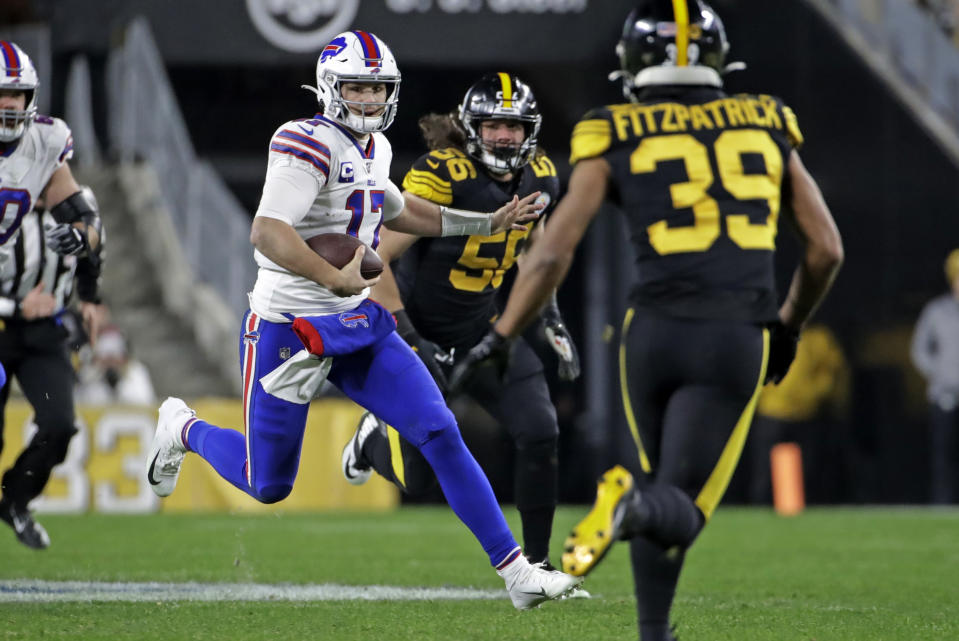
[0,318,78,507]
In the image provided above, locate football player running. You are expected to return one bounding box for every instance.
[449,2,843,639]
[339,72,586,595]
[145,31,580,609]
[0,41,103,549]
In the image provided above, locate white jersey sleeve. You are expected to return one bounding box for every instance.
[382,179,404,221]
[255,164,320,226]
[266,121,332,188]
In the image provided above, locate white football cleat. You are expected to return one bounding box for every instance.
[341,411,383,486]
[147,397,195,497]
[496,550,583,610]
[563,585,592,599]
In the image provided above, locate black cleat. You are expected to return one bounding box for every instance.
[0,498,50,550]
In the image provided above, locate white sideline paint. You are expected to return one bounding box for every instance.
[0,580,504,603]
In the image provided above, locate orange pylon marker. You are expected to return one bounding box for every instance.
[770,442,805,516]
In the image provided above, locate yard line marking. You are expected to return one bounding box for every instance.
[0,580,505,603]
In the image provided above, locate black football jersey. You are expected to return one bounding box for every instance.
[571,86,804,323]
[396,147,561,350]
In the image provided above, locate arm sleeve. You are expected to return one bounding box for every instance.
[255,164,320,226]
[382,179,404,221]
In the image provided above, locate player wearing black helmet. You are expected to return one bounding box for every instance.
[341,73,584,588]
[451,1,843,638]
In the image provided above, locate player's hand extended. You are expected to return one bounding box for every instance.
[544,320,581,381]
[490,192,543,234]
[765,321,800,384]
[394,310,453,393]
[448,329,513,394]
[329,246,380,297]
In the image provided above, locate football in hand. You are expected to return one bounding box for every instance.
[305,233,384,279]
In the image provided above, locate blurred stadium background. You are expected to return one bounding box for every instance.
[0,0,958,517]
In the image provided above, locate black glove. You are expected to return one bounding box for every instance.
[395,309,453,392]
[448,329,513,394]
[766,321,800,384]
[45,223,87,256]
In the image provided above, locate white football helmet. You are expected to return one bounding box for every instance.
[302,31,400,134]
[0,41,39,142]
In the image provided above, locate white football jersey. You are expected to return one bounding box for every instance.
[0,116,73,286]
[250,114,403,320]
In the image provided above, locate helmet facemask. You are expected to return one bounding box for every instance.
[0,41,39,143]
[458,73,541,175]
[303,31,401,134]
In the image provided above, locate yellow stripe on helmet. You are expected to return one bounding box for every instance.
[672,0,690,67]
[497,72,513,108]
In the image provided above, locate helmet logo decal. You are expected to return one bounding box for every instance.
[245,0,360,54]
[321,37,347,63]
[0,41,21,78]
[496,72,513,109]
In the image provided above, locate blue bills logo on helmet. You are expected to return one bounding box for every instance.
[321,37,347,63]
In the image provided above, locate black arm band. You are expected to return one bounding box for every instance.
[75,255,102,304]
[540,293,563,326]
[51,191,102,240]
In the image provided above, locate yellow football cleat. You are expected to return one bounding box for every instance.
[562,465,635,577]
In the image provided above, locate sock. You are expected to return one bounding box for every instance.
[625,484,704,548]
[186,420,252,495]
[514,438,558,564]
[631,536,684,641]
[418,426,518,567]
[519,506,554,564]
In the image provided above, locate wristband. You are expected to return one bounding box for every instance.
[440,206,492,237]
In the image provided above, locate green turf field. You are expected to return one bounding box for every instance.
[0,506,955,640]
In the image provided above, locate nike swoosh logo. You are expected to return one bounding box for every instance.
[11,514,26,533]
[298,124,314,135]
[147,452,161,485]
[520,588,549,597]
[425,158,440,170]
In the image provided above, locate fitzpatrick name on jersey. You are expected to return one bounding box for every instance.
[250,114,400,321]
[397,147,560,350]
[570,89,803,323]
